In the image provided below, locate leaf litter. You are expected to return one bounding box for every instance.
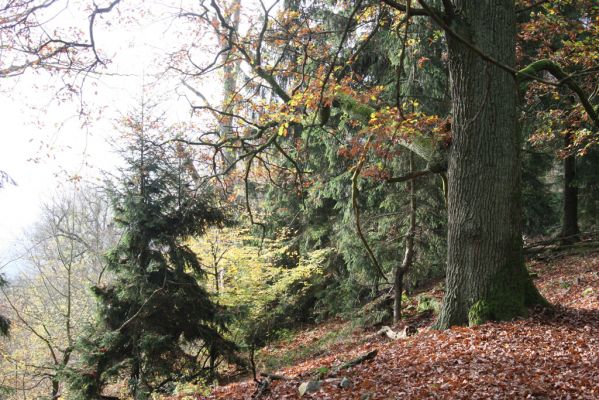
[191,253,599,399]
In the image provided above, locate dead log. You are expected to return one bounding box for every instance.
[252,378,271,399]
[332,349,378,373]
[377,326,402,340]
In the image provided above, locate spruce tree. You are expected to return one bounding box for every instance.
[69,109,236,399]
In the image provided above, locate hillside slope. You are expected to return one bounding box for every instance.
[198,253,598,400]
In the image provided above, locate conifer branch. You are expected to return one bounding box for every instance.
[351,137,389,283]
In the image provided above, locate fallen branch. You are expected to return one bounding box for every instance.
[333,349,378,373]
[260,372,291,381]
[524,230,599,250]
[526,240,599,261]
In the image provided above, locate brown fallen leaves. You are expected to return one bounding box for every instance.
[199,253,599,400]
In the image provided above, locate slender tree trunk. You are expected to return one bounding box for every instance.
[209,345,218,382]
[393,268,405,323]
[561,132,579,243]
[51,379,59,399]
[220,0,241,170]
[130,346,149,400]
[394,152,416,323]
[436,0,546,328]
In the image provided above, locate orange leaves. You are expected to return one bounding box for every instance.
[278,122,289,137]
[367,107,443,143]
[197,253,599,400]
[417,56,430,69]
[360,164,391,181]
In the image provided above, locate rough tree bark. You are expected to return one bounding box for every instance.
[435,0,546,328]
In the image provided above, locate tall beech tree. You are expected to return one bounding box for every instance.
[412,2,592,326]
[378,0,594,326]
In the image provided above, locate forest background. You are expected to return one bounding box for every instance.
[0,0,597,398]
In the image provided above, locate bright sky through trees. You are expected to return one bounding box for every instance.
[0,0,210,271]
[0,0,278,273]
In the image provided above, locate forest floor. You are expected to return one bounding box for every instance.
[189,252,599,400]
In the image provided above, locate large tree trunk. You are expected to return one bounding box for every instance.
[435,0,546,328]
[560,132,579,243]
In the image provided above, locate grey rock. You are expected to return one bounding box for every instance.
[339,376,351,389]
[298,380,322,396]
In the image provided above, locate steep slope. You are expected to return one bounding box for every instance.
[194,253,599,400]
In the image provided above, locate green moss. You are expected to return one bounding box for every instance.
[467,259,549,326]
[468,295,528,327]
[417,295,440,314]
[517,59,559,92]
[468,300,491,326]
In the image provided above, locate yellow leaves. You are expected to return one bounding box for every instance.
[356,5,377,23]
[279,9,301,25]
[188,226,330,322]
[278,122,289,136]
[406,38,419,47]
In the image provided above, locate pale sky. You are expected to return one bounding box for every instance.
[0,0,224,274]
[0,0,277,274]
